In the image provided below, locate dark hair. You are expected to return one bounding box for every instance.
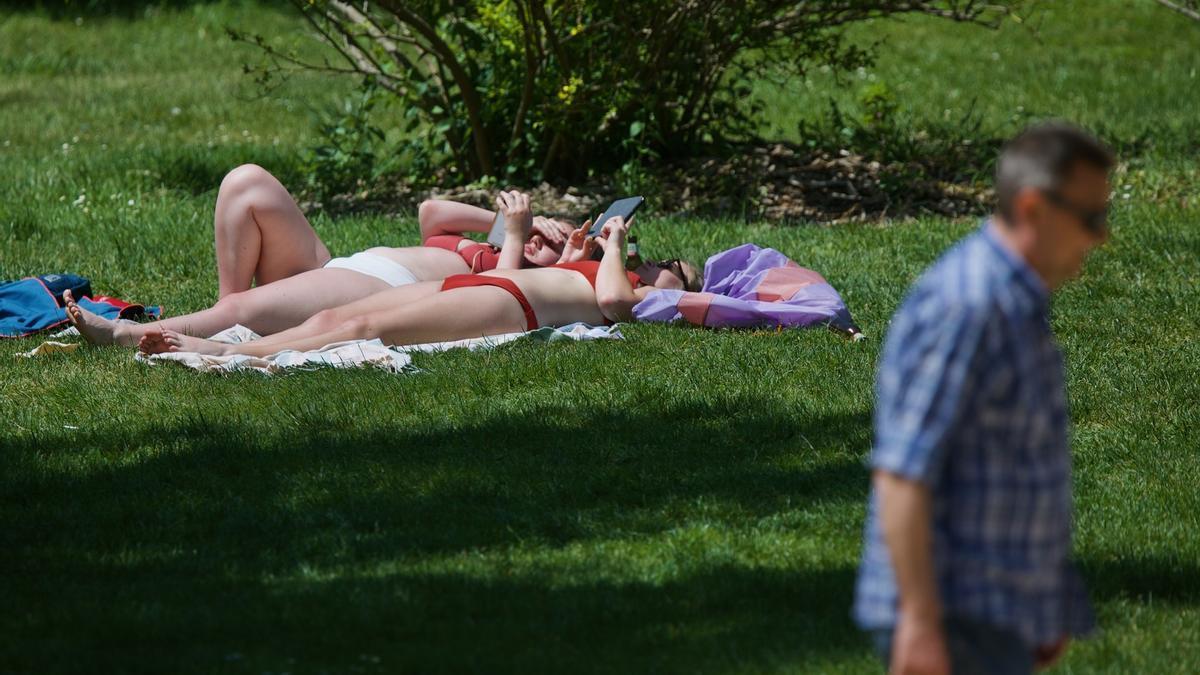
[681,261,703,292]
[995,122,1115,221]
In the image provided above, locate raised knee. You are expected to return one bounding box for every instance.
[220,163,274,198]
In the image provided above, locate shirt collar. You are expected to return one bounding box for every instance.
[981,219,1050,314]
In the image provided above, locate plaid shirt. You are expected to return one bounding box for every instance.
[853,222,1095,648]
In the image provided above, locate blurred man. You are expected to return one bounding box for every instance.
[854,123,1114,675]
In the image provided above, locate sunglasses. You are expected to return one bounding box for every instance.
[652,258,686,283]
[1043,190,1109,235]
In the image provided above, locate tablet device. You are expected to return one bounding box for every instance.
[486,210,507,249]
[588,196,644,238]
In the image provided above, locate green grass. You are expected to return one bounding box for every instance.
[2,1,1199,673]
[754,0,1200,161]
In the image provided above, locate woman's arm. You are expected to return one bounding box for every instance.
[594,216,640,323]
[418,199,571,248]
[417,199,496,242]
[495,191,533,269]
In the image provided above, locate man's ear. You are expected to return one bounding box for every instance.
[1012,186,1044,227]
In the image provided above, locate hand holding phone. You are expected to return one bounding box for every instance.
[600,215,632,252]
[487,190,533,248]
[496,191,532,234]
[588,196,644,239]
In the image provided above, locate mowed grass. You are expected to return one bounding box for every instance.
[1,2,1199,673]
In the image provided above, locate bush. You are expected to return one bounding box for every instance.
[237,1,1023,185]
[301,83,401,202]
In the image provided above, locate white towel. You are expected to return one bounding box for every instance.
[133,336,414,374]
[132,322,622,374]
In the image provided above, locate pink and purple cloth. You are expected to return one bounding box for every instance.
[633,243,862,338]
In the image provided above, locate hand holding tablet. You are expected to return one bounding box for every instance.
[588,196,644,239]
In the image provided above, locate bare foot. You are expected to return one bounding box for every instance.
[64,289,137,346]
[136,329,173,355]
[138,328,231,356]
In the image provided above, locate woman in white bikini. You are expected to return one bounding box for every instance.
[65,164,573,345]
[131,215,702,358]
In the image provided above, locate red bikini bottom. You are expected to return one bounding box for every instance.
[440,274,538,331]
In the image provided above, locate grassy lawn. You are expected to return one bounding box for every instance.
[2,1,1198,673]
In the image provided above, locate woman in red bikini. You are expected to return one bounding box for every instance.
[137,215,701,357]
[64,164,572,346]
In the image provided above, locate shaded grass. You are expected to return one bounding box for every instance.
[2,1,1199,673]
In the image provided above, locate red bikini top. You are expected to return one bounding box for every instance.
[553,261,642,290]
[424,235,502,273]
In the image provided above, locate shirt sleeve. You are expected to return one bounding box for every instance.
[871,299,992,486]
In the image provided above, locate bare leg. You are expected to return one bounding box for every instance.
[139,280,443,354]
[214,164,331,297]
[145,286,527,357]
[65,267,400,346]
[63,290,130,345]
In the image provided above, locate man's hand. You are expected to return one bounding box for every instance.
[891,613,951,675]
[495,190,533,238]
[1035,636,1069,670]
[531,216,571,247]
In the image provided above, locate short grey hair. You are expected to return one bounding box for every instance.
[995,122,1115,220]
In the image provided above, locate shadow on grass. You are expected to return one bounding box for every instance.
[1081,555,1200,604]
[2,400,874,673]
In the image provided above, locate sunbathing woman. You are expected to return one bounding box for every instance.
[65,164,573,345]
[135,215,701,357]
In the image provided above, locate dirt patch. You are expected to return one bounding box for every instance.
[307,142,993,223]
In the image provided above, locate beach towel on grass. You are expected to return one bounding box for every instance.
[0,275,161,338]
[131,322,623,374]
[633,243,864,339]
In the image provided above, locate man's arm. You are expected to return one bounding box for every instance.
[876,470,951,675]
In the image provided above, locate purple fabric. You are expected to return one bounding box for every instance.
[632,243,858,331]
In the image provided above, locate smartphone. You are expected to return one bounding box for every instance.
[486,211,507,249]
[588,196,644,238]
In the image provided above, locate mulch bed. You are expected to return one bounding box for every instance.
[311,142,993,223]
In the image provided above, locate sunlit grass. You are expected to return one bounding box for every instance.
[2,2,1198,673]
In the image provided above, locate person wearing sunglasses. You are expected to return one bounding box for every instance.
[856,122,1113,675]
[131,214,702,357]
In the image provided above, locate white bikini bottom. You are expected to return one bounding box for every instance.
[323,251,419,287]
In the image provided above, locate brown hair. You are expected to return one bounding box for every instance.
[680,261,704,292]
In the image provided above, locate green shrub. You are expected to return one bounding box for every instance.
[237,1,1024,185]
[302,82,401,202]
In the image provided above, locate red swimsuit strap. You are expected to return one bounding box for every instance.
[424,235,501,273]
[552,261,641,289]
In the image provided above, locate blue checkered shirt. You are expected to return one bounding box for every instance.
[853,222,1094,648]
